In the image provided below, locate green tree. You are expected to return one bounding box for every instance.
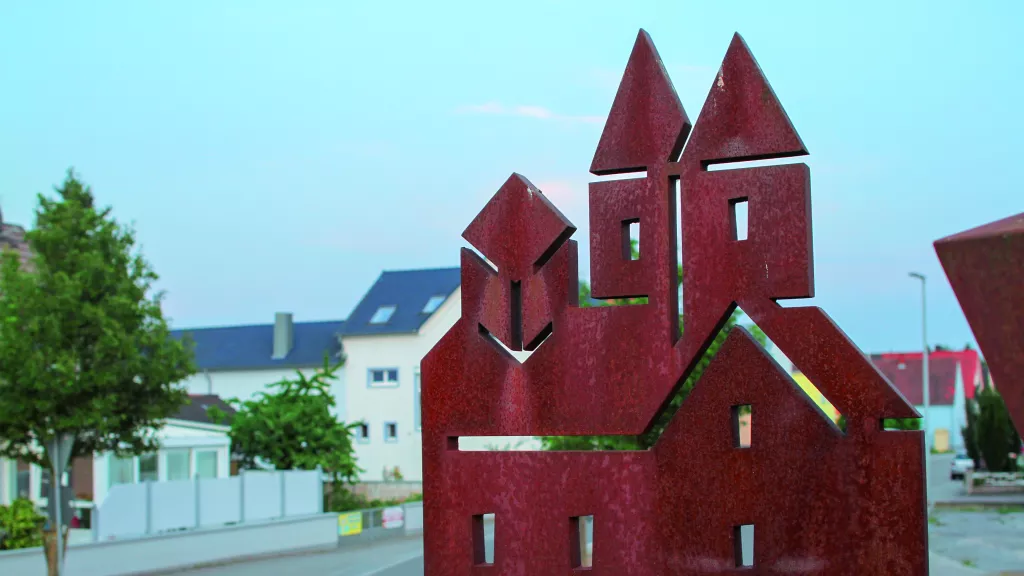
[0,172,194,571]
[962,392,981,467]
[208,354,361,506]
[974,385,1018,472]
[543,241,753,450]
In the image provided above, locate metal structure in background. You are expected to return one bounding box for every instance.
[935,213,1024,433]
[422,29,927,574]
[47,432,75,576]
[909,271,931,505]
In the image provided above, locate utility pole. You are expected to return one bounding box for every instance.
[909,272,929,506]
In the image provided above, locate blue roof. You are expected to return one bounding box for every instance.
[339,267,461,337]
[172,319,345,372]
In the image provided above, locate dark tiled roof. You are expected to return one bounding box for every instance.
[871,356,960,406]
[172,320,345,371]
[173,395,236,425]
[340,267,461,337]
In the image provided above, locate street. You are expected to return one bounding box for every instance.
[929,453,961,502]
[176,536,425,576]
[177,456,1015,576]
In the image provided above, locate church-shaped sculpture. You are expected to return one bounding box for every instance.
[421,30,927,575]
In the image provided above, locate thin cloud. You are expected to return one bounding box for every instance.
[456,102,604,124]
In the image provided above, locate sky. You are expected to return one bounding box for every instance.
[1,1,1021,355]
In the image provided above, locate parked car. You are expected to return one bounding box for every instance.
[950,453,975,480]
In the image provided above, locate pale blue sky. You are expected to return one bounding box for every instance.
[1,1,1021,354]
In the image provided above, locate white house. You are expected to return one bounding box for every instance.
[168,267,464,486]
[337,268,465,482]
[0,396,234,511]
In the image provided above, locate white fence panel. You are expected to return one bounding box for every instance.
[404,502,424,533]
[199,476,241,526]
[150,480,197,533]
[96,470,322,541]
[241,471,282,521]
[98,484,147,540]
[284,469,320,516]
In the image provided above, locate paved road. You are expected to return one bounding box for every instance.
[178,537,424,576]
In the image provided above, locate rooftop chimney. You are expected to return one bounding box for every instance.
[272,312,294,360]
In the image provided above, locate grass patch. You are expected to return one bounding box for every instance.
[997,505,1024,514]
[928,515,945,526]
[961,559,977,567]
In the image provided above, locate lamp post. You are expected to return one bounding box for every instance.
[909,272,930,505]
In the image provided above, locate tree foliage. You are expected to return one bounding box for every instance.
[0,171,194,468]
[974,385,1020,472]
[0,499,46,550]
[208,354,361,484]
[962,392,981,468]
[542,241,764,450]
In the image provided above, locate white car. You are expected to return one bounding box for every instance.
[950,453,975,480]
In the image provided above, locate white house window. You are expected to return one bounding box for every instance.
[384,422,398,443]
[166,449,191,481]
[414,371,422,431]
[108,456,135,488]
[15,461,30,499]
[369,368,399,388]
[1,463,10,503]
[422,295,446,314]
[196,450,218,479]
[369,305,397,325]
[139,453,159,482]
[39,468,51,501]
[356,422,370,444]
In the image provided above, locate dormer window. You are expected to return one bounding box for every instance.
[370,305,396,324]
[422,295,446,314]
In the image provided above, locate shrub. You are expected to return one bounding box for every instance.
[326,487,424,512]
[975,386,1019,472]
[0,498,46,550]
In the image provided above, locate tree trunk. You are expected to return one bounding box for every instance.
[41,527,69,576]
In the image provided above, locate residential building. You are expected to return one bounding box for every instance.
[870,347,982,451]
[0,210,32,268]
[168,267,465,485]
[0,395,235,509]
[173,316,348,417]
[339,267,461,482]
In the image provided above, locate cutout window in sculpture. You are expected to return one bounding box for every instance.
[472,513,495,566]
[732,404,752,448]
[730,198,749,241]
[623,219,640,260]
[369,305,396,324]
[733,524,754,567]
[570,515,593,569]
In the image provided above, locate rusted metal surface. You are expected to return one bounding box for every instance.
[422,29,927,574]
[935,213,1024,433]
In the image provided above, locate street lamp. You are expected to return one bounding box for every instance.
[909,272,930,505]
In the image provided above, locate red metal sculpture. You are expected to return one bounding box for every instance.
[422,30,927,574]
[935,213,1024,433]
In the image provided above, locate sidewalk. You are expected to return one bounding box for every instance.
[931,551,987,576]
[935,493,1024,509]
